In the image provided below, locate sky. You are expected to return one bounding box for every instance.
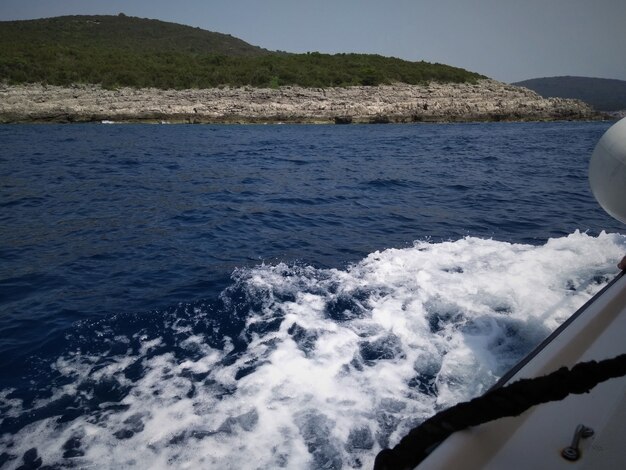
[1,0,625,83]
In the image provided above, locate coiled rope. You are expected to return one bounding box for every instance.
[374,353,626,470]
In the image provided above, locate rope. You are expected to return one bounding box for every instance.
[373,353,626,470]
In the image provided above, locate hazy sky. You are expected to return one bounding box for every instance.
[1,0,625,83]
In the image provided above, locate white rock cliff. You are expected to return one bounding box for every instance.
[0,79,599,123]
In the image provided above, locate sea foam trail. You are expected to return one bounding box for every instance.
[1,231,625,469]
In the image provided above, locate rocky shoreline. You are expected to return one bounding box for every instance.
[0,79,602,124]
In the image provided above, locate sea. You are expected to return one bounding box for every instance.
[1,121,625,469]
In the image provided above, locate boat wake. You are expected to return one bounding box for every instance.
[1,231,625,469]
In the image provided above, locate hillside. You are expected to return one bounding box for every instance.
[0,14,272,56]
[513,76,626,111]
[0,14,483,89]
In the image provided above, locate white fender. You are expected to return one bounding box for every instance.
[589,117,626,223]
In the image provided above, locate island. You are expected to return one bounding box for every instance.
[0,15,602,124]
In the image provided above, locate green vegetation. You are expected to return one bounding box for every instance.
[0,15,484,89]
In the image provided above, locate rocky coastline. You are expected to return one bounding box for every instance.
[0,79,601,124]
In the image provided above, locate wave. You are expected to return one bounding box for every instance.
[1,231,624,469]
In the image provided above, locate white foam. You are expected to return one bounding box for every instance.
[1,232,625,469]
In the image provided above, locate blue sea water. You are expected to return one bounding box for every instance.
[0,122,625,469]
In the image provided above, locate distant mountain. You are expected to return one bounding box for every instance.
[512,76,626,111]
[0,14,483,89]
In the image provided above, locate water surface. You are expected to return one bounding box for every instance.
[0,122,624,469]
